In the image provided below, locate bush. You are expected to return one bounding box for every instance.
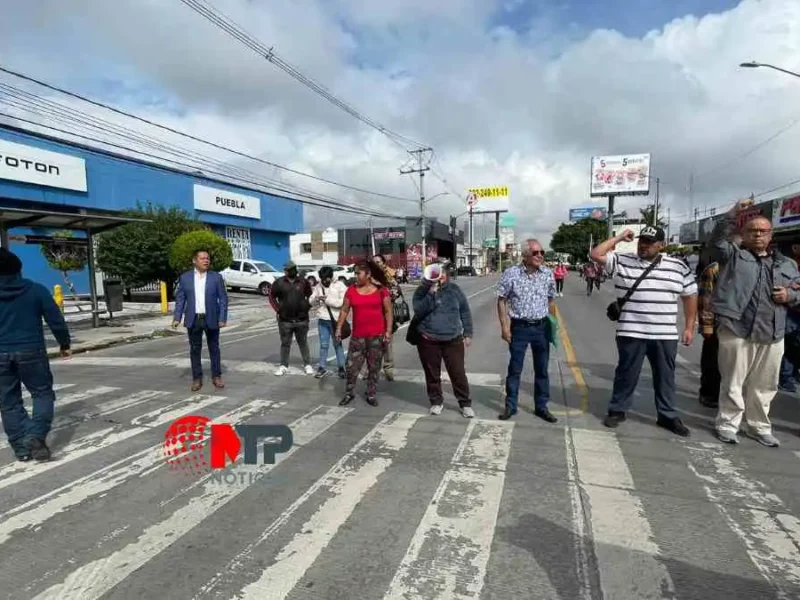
[169,229,234,273]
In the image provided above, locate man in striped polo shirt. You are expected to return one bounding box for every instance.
[591,226,698,437]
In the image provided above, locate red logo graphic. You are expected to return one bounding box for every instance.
[162,416,294,474]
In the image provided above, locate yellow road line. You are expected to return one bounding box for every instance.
[554,304,589,413]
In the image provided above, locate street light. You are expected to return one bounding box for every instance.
[740,61,800,79]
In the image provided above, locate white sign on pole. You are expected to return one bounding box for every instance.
[193,184,261,220]
[465,186,509,213]
[0,139,87,192]
[590,154,651,197]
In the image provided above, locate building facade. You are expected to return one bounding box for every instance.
[289,229,339,267]
[0,125,303,292]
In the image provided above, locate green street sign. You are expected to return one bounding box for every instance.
[500,214,516,228]
[482,238,498,248]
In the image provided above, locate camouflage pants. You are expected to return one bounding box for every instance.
[345,336,385,398]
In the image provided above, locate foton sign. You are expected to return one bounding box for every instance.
[774,194,800,230]
[193,184,261,220]
[0,139,87,192]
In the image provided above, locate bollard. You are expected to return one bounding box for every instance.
[160,281,168,314]
[53,284,63,312]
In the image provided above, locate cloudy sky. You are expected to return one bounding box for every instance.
[1,0,800,246]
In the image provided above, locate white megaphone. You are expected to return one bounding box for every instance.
[423,263,442,281]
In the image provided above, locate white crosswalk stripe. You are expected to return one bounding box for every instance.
[1,379,799,599]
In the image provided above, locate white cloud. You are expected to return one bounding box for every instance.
[2,0,800,246]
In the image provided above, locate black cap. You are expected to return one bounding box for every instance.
[0,248,22,275]
[638,226,665,242]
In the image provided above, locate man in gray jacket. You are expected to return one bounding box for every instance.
[710,198,800,447]
[412,260,474,418]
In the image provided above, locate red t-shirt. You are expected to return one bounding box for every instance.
[345,285,389,338]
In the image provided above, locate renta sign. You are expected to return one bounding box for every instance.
[0,139,87,192]
[193,184,261,220]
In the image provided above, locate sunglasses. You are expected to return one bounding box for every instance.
[528,250,545,256]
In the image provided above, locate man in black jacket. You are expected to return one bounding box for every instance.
[269,261,314,376]
[0,248,71,461]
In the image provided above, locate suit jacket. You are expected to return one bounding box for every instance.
[173,270,229,329]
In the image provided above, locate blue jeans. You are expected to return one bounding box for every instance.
[0,348,57,455]
[505,319,550,412]
[318,320,346,369]
[779,356,797,388]
[609,336,678,419]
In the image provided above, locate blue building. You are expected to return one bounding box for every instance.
[0,125,303,293]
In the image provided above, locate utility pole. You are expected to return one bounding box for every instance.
[400,148,432,268]
[368,217,376,256]
[654,177,660,226]
[666,207,671,242]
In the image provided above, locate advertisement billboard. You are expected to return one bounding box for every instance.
[590,154,651,197]
[467,186,509,214]
[773,193,800,231]
[569,206,607,221]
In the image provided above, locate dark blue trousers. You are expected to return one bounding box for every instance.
[505,319,550,413]
[0,348,57,457]
[188,315,221,380]
[608,336,678,419]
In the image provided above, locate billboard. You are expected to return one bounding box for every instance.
[467,186,509,214]
[590,154,651,197]
[569,206,607,221]
[773,193,800,231]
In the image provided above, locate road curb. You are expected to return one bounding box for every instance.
[47,328,181,359]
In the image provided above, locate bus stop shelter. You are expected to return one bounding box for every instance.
[0,204,152,328]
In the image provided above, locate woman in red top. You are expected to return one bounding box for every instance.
[553,262,568,297]
[336,262,393,406]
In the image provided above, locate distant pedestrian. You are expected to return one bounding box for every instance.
[583,262,598,295]
[336,261,392,406]
[591,226,696,437]
[496,239,558,423]
[310,266,347,379]
[554,262,568,297]
[0,248,71,461]
[709,199,800,447]
[269,261,314,376]
[172,249,229,392]
[413,261,474,418]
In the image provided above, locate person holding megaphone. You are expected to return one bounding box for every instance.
[412,260,475,418]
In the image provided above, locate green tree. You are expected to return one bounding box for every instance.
[96,203,205,300]
[169,229,233,274]
[550,218,609,263]
[40,230,89,310]
[640,204,668,228]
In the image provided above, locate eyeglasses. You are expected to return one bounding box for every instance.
[529,250,545,256]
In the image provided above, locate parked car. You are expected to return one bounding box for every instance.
[298,264,356,286]
[456,266,476,276]
[221,259,283,296]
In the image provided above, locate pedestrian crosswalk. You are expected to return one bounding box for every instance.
[4,380,800,599]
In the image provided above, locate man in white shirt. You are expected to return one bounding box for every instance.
[591,226,697,437]
[173,249,229,391]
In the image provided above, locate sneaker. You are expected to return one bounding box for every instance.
[716,430,738,444]
[603,412,626,428]
[304,365,315,375]
[461,406,475,418]
[275,365,289,376]
[314,367,326,379]
[25,436,51,461]
[742,429,780,447]
[429,404,443,416]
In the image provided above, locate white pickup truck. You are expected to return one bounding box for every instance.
[221,259,284,296]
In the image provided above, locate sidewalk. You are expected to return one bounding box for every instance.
[49,304,276,358]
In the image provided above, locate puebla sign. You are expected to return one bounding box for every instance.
[193,184,261,220]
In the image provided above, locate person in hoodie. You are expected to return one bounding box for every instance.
[0,248,71,462]
[412,260,475,418]
[309,266,347,379]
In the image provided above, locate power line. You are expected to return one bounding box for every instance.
[177,0,426,153]
[0,65,417,204]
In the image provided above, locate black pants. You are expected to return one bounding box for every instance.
[608,337,678,419]
[556,279,564,293]
[417,337,471,407]
[188,315,221,380]
[586,278,595,295]
[279,320,311,367]
[699,332,721,401]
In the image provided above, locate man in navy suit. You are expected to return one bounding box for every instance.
[172,249,229,391]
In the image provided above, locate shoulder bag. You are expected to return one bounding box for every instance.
[322,286,351,340]
[606,256,662,322]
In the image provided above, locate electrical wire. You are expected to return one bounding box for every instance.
[0,65,418,204]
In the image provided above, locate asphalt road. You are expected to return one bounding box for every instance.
[3,274,800,599]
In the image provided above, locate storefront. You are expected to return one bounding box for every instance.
[0,125,303,292]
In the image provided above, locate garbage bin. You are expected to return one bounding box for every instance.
[103,278,124,315]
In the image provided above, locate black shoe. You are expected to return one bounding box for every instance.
[498,407,517,421]
[15,452,31,462]
[338,367,346,379]
[657,415,690,437]
[603,412,626,428]
[534,408,558,423]
[698,395,718,408]
[365,396,378,407]
[339,394,354,406]
[25,436,51,461]
[314,367,327,379]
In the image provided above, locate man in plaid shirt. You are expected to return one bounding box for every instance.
[697,259,721,408]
